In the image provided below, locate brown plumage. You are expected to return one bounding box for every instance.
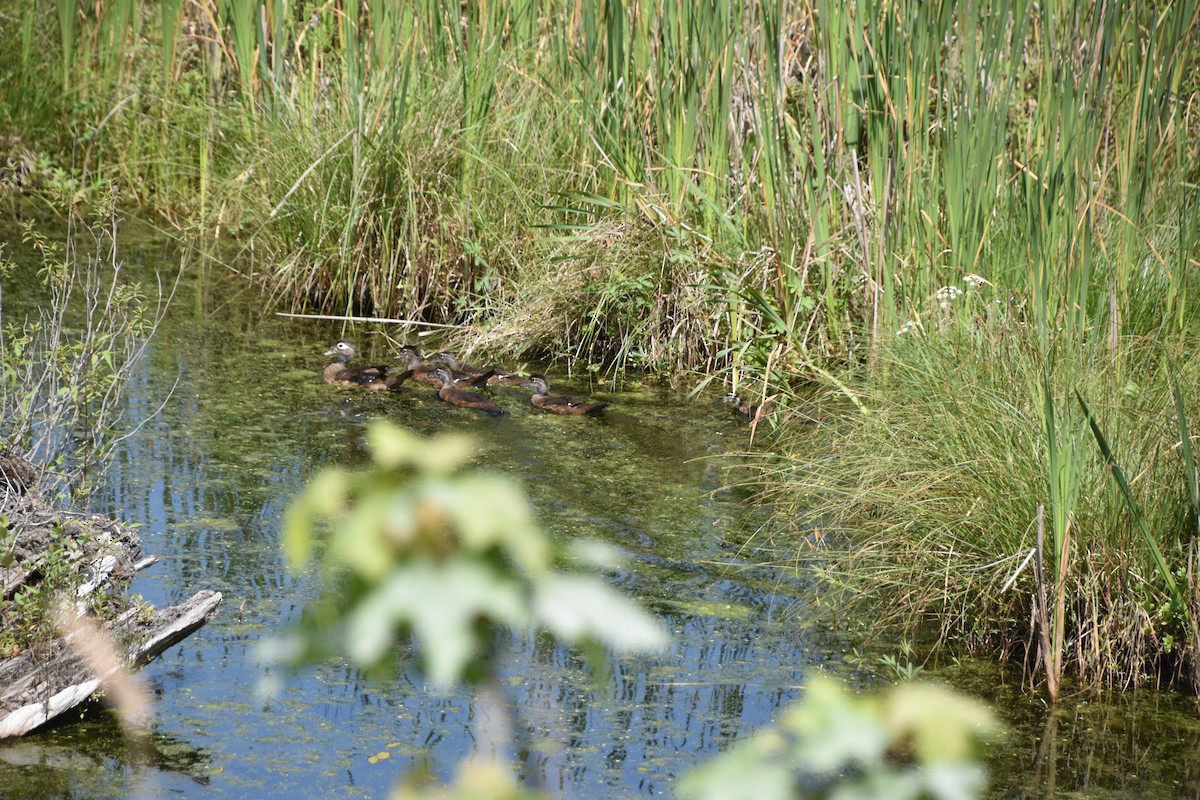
[433,352,526,386]
[323,340,412,390]
[523,375,608,416]
[429,368,504,414]
[394,345,441,386]
[396,346,493,388]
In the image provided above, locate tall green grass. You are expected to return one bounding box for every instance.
[8,2,1198,367]
[756,0,1200,699]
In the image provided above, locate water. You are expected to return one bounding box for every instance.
[2,221,1200,799]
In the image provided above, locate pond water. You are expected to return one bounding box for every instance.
[2,220,1200,799]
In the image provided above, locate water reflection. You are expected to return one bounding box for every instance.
[0,718,211,800]
[43,242,814,798]
[1012,695,1200,798]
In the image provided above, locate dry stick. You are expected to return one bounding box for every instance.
[1053,521,1071,695]
[54,603,151,736]
[1035,505,1060,702]
[275,311,470,330]
[748,345,778,446]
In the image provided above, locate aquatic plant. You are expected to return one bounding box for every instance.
[269,420,666,791]
[0,202,169,503]
[275,421,667,683]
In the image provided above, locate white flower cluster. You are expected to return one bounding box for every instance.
[935,285,963,302]
[896,320,921,336]
[962,274,986,289]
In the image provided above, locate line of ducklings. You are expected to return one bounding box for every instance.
[323,339,609,416]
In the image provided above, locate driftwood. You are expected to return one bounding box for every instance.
[0,479,222,739]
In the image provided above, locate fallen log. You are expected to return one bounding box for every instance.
[0,482,222,739]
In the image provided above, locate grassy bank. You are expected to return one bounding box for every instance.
[1,0,893,376]
[3,0,1200,696]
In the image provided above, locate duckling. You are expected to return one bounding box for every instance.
[722,392,770,423]
[396,346,494,388]
[394,345,441,386]
[523,375,608,416]
[429,368,504,414]
[324,340,412,390]
[432,351,526,386]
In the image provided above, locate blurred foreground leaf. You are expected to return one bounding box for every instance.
[677,676,1000,800]
[272,421,667,688]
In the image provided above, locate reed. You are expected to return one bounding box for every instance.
[760,0,1200,696]
[9,2,1198,357]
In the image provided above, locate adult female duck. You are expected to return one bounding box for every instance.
[523,375,608,416]
[323,340,411,390]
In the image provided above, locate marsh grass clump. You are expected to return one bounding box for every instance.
[468,199,725,375]
[249,101,472,321]
[765,318,1200,693]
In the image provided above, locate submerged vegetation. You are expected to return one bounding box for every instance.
[275,422,999,798]
[2,0,1200,698]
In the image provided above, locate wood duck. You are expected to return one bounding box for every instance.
[523,375,608,416]
[394,345,440,386]
[722,392,769,423]
[324,340,412,390]
[432,352,526,386]
[429,368,504,414]
[396,346,493,388]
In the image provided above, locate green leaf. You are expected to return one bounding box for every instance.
[346,560,528,686]
[533,574,667,653]
[1077,391,1181,605]
[789,677,889,775]
[367,421,475,474]
[1168,359,1200,532]
[282,468,348,568]
[676,737,794,800]
[329,485,401,581]
[443,474,549,572]
[885,682,998,763]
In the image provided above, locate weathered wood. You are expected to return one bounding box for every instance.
[0,489,222,739]
[0,590,222,738]
[129,590,223,668]
[0,681,102,740]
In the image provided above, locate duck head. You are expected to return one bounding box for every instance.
[395,344,425,366]
[325,339,358,360]
[431,351,462,369]
[523,375,552,394]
